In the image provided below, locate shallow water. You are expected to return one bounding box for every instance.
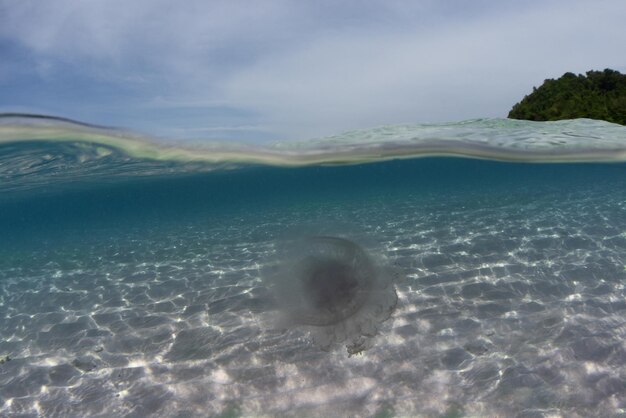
[1,117,626,417]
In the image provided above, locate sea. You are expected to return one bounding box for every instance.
[1,114,626,417]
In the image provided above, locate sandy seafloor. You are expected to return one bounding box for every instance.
[1,157,626,418]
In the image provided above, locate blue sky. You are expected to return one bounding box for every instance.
[0,0,624,142]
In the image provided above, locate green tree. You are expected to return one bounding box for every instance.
[508,69,626,125]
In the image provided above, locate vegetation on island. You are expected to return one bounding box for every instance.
[508,69,626,125]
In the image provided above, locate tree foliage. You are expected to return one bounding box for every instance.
[508,69,626,125]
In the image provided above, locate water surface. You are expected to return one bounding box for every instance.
[1,115,625,417]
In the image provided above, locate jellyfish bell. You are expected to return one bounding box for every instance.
[264,235,398,354]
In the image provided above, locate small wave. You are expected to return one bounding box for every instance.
[2,113,626,165]
[1,113,626,193]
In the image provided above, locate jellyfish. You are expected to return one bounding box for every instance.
[264,236,398,355]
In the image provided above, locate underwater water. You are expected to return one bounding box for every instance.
[1,115,626,417]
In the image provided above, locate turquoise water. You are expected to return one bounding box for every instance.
[1,115,626,417]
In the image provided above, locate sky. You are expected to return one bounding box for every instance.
[0,0,624,142]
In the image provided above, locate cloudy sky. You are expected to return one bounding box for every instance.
[0,0,624,142]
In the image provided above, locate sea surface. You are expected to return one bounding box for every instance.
[1,115,626,417]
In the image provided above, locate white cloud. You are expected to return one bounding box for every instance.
[0,0,624,141]
[217,0,626,138]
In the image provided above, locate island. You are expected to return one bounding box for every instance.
[508,69,626,125]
